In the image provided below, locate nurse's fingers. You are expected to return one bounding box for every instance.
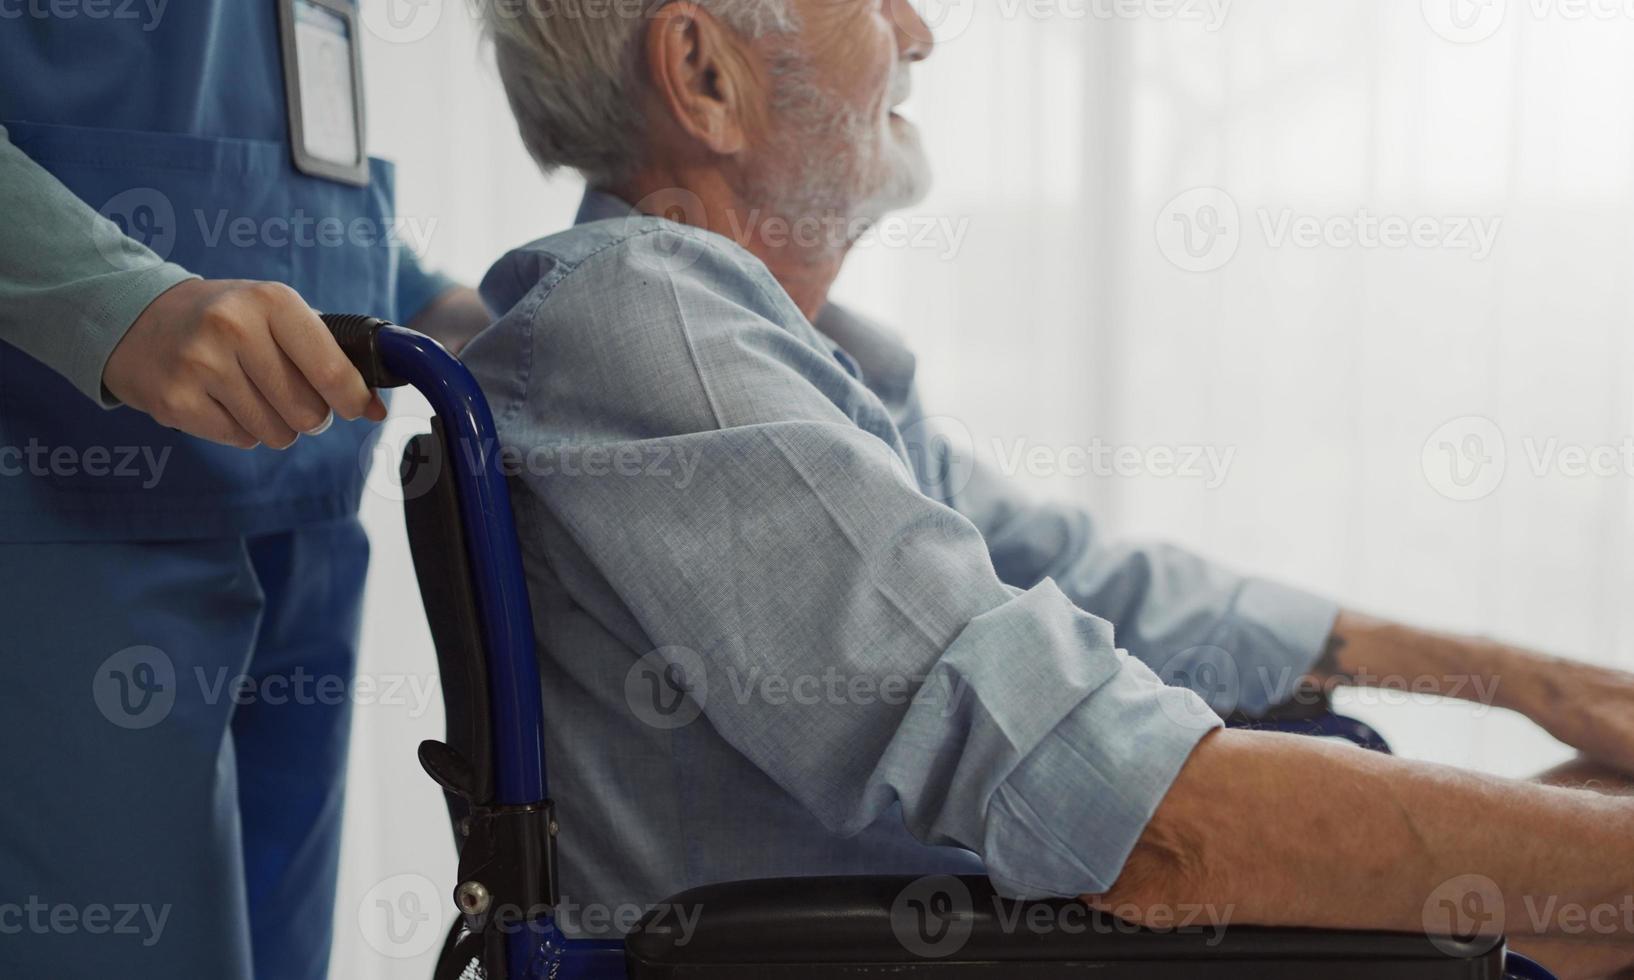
[210,364,301,451]
[236,327,334,436]
[260,286,384,422]
[162,395,259,450]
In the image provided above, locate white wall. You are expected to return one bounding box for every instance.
[334,1,1634,974]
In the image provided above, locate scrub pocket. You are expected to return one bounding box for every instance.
[0,120,398,542]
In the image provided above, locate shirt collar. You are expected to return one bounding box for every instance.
[571,191,919,404]
[576,189,637,225]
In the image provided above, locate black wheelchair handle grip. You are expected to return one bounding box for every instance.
[320,313,408,389]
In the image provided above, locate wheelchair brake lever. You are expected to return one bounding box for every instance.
[420,739,481,804]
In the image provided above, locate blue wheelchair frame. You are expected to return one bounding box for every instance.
[329,317,1555,980]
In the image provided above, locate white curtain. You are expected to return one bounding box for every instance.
[335,1,1634,974]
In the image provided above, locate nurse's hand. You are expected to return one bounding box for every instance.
[104,278,389,449]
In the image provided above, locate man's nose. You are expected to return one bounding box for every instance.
[889,0,936,62]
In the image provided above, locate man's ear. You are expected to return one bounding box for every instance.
[641,3,764,157]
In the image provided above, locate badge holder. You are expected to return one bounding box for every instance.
[278,0,371,187]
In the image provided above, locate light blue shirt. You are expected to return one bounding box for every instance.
[462,192,1338,936]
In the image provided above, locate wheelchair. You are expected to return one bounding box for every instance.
[321,315,1557,980]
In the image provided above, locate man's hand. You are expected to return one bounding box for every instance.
[104,278,387,448]
[1318,610,1634,778]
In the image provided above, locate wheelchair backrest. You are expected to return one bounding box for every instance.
[401,425,496,815]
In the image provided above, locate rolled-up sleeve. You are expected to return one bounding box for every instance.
[953,462,1337,717]
[464,226,1221,899]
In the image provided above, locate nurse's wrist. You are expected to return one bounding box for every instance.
[84,264,201,409]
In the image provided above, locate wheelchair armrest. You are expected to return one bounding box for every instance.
[626,875,1506,979]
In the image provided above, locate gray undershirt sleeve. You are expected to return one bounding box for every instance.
[0,124,198,407]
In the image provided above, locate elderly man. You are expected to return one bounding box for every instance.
[464,1,1634,975]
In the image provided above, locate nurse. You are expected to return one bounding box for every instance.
[0,3,487,977]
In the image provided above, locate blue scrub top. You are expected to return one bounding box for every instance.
[0,4,428,541]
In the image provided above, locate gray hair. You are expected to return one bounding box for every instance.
[483,0,798,188]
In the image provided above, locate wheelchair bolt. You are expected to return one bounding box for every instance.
[456,881,491,916]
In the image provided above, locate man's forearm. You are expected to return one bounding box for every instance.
[1316,609,1634,777]
[1315,609,1516,700]
[1094,729,1634,942]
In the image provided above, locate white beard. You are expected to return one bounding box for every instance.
[755,51,932,239]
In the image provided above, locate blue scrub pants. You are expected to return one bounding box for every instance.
[0,518,368,979]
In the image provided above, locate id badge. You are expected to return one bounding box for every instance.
[278,0,370,186]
